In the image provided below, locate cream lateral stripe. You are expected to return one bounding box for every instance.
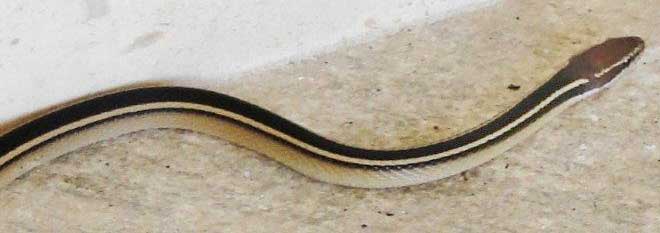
[0,103,172,167]
[595,46,642,78]
[384,79,591,165]
[194,79,586,166]
[0,79,588,168]
[202,79,588,166]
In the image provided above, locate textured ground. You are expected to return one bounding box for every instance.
[1,0,659,232]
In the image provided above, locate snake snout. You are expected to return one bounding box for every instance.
[571,36,644,88]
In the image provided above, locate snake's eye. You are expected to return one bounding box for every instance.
[570,37,644,88]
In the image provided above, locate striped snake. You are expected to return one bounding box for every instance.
[0,37,645,188]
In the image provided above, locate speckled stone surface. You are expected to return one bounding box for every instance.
[1,0,658,232]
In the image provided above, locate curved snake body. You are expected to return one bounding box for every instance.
[0,37,645,188]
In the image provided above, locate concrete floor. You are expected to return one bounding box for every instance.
[1,0,658,232]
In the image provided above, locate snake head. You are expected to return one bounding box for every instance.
[568,36,645,89]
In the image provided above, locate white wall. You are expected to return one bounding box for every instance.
[0,0,495,122]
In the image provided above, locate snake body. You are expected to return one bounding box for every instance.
[0,37,645,188]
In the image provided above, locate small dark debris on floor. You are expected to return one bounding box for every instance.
[507,84,521,90]
[377,210,394,216]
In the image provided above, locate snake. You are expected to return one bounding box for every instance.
[0,36,645,188]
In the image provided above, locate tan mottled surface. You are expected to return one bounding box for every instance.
[1,0,659,232]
